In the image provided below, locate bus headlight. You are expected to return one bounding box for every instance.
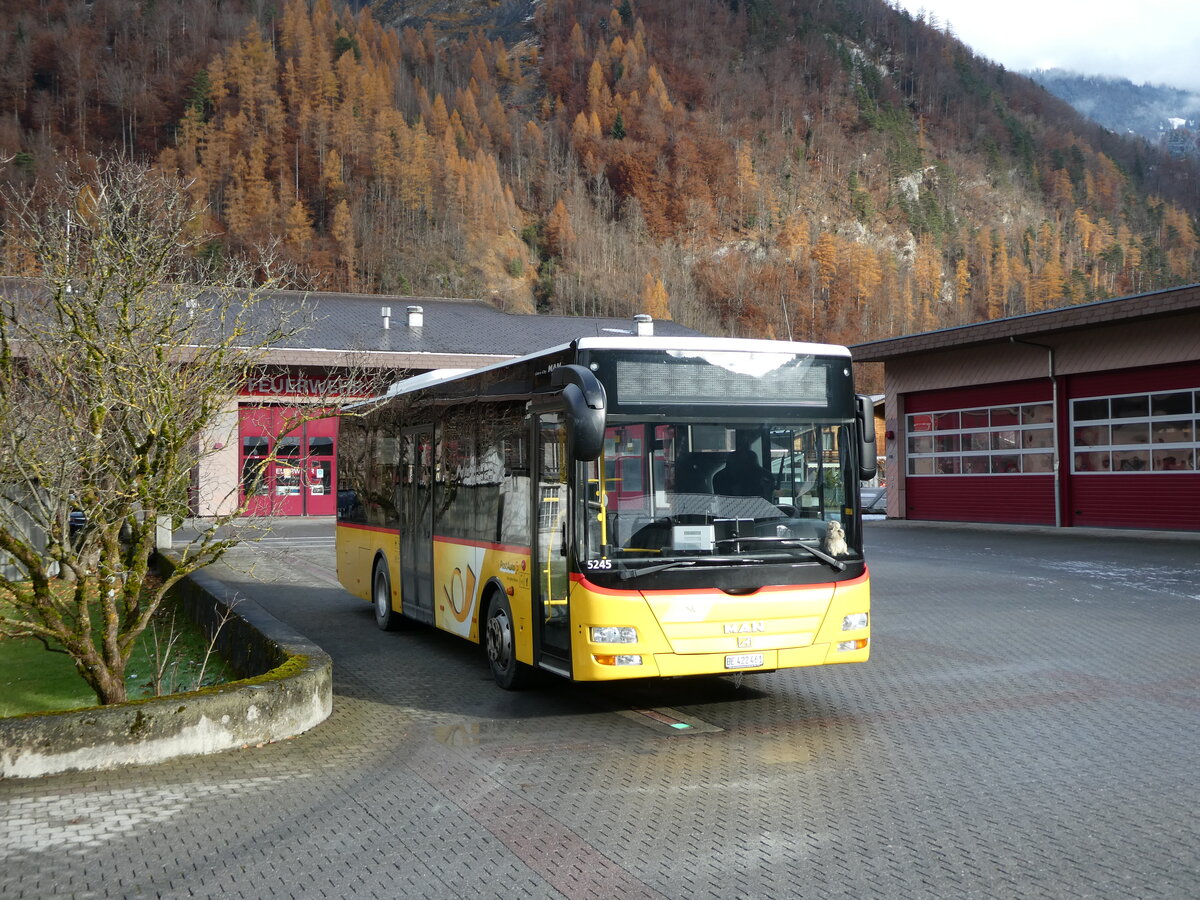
[842,613,868,631]
[590,626,638,644]
[838,639,868,651]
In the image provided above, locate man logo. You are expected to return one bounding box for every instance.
[723,622,765,634]
[737,636,753,649]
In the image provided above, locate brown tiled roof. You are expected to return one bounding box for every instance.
[851,282,1200,362]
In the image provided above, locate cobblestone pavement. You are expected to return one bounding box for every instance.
[2,521,1198,899]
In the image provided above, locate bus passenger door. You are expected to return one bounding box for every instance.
[400,428,435,624]
[534,414,571,671]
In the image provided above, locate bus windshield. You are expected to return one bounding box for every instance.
[577,420,860,572]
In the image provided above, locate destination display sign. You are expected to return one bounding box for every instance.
[613,352,830,407]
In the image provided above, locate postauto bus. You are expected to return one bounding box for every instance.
[335,336,876,688]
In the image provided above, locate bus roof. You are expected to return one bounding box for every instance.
[384,368,473,396]
[380,335,852,399]
[572,336,851,356]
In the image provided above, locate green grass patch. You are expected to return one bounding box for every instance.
[0,635,98,716]
[0,590,239,717]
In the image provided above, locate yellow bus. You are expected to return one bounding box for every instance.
[335,336,876,689]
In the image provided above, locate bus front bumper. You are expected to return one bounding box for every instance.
[574,638,870,680]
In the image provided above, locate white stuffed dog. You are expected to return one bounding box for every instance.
[823,520,849,557]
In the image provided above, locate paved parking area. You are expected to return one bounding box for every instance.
[2,521,1197,898]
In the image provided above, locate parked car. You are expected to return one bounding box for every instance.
[860,487,887,515]
[68,510,88,547]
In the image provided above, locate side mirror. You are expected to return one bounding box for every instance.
[855,394,878,482]
[551,365,607,461]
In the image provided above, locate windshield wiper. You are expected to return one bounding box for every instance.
[714,536,846,571]
[616,557,767,580]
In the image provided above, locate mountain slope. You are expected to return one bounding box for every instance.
[1028,68,1200,152]
[1,0,1198,348]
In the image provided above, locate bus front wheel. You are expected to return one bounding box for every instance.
[485,593,534,690]
[373,560,399,631]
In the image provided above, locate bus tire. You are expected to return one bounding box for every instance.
[485,592,534,690]
[373,559,399,632]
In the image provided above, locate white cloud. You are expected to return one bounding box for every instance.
[892,0,1200,92]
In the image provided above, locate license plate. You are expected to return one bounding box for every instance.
[724,653,764,670]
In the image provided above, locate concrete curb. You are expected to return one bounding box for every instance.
[0,562,332,780]
[864,517,1200,543]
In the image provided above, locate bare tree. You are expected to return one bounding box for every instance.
[0,159,361,705]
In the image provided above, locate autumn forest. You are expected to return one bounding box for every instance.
[2,0,1199,347]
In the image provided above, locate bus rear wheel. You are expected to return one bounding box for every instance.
[485,593,534,690]
[373,560,399,631]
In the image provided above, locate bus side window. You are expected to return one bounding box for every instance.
[497,425,530,547]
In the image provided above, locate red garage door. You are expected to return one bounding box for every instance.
[903,381,1056,525]
[1064,364,1200,530]
[239,406,337,517]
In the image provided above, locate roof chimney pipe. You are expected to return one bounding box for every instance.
[381,306,392,329]
[634,314,653,336]
[407,305,424,328]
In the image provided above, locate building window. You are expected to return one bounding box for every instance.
[907,403,1054,476]
[241,436,270,497]
[1071,390,1198,473]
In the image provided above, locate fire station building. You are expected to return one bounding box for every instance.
[852,283,1200,531]
[196,293,697,517]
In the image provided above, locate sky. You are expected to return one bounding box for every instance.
[892,1,1200,93]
